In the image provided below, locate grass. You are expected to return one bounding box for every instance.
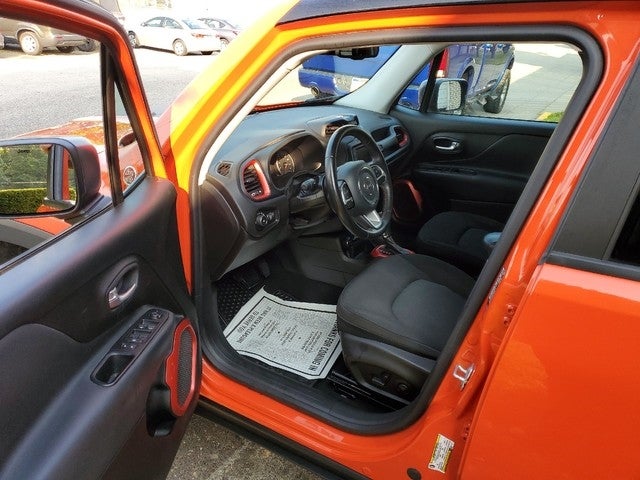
[537,111,564,123]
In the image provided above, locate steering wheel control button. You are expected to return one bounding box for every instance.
[340,182,355,209]
[357,168,379,205]
[371,164,386,184]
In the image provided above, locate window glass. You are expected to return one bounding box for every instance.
[0,18,143,264]
[400,42,583,123]
[165,19,182,29]
[258,45,400,106]
[145,17,163,27]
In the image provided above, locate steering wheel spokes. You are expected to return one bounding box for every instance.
[324,125,393,238]
[358,209,383,229]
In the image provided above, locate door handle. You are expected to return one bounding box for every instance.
[432,136,462,154]
[106,262,139,309]
[435,141,460,151]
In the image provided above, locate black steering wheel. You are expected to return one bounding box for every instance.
[323,125,392,238]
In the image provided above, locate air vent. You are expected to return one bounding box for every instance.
[216,162,232,176]
[323,114,359,136]
[393,126,409,148]
[324,123,343,136]
[242,160,270,201]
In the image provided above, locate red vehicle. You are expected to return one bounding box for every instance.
[1,1,640,479]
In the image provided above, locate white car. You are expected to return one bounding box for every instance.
[127,16,221,56]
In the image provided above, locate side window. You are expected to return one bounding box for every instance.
[165,19,181,29]
[145,17,163,27]
[400,42,583,123]
[0,19,143,265]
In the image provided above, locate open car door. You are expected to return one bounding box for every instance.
[0,1,199,479]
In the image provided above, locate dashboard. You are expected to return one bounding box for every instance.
[201,105,411,279]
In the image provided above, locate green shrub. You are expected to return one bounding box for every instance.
[0,188,47,214]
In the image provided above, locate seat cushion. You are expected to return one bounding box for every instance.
[416,211,504,276]
[337,254,474,358]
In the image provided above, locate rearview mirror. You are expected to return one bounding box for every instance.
[0,137,102,218]
[430,78,468,114]
[332,47,380,60]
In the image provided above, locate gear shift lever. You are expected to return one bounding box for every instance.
[371,232,413,257]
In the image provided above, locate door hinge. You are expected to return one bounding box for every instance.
[502,303,517,327]
[452,363,475,390]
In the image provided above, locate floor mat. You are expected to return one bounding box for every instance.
[223,288,341,380]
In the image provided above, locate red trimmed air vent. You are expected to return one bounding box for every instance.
[241,160,271,201]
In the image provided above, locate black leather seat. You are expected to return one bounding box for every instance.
[416,211,504,277]
[337,254,474,402]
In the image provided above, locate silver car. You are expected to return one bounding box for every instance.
[0,17,94,55]
[127,16,221,56]
[198,17,239,50]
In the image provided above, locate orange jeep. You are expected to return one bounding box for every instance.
[0,1,639,479]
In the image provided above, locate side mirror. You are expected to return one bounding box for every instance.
[430,78,468,114]
[0,137,102,218]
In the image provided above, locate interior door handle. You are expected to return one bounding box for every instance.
[435,141,460,151]
[432,136,463,154]
[434,139,461,152]
[107,262,139,309]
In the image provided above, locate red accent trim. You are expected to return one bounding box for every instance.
[371,245,391,258]
[164,319,197,417]
[437,47,449,77]
[242,159,271,201]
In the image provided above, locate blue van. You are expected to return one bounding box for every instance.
[299,43,515,113]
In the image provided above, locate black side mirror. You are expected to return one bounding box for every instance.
[0,137,102,219]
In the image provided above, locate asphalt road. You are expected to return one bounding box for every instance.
[0,45,211,138]
[0,41,581,479]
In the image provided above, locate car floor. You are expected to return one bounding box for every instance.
[212,250,408,413]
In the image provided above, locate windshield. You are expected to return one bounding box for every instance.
[257,45,399,107]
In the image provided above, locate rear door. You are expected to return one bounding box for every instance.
[0,2,198,479]
[461,54,640,479]
[392,41,583,225]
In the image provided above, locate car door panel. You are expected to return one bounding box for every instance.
[394,109,554,222]
[0,178,198,480]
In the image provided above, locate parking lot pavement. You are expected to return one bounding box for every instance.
[167,414,322,480]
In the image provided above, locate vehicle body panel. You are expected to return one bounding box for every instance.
[461,264,640,479]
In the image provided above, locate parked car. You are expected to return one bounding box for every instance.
[0,17,95,55]
[198,17,239,49]
[299,43,515,113]
[2,1,640,480]
[127,16,221,56]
